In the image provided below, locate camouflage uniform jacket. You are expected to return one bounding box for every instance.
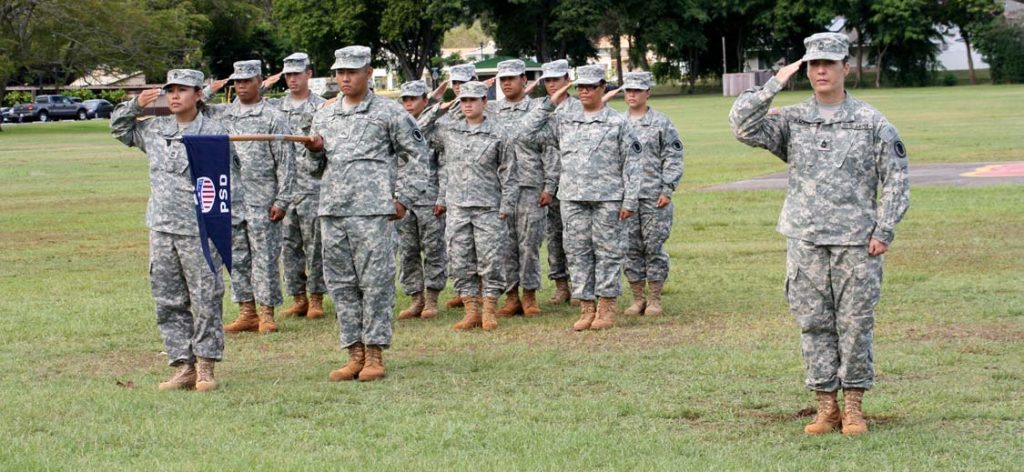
[267,93,327,196]
[492,97,559,194]
[430,116,519,214]
[629,107,684,199]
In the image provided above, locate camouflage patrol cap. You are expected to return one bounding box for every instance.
[540,59,570,80]
[458,81,488,99]
[228,60,262,81]
[400,80,429,98]
[575,64,607,85]
[802,33,849,62]
[496,59,526,78]
[449,64,477,83]
[623,71,653,90]
[282,52,310,74]
[163,69,204,89]
[331,46,372,70]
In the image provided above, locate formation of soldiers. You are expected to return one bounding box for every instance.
[111,32,908,437]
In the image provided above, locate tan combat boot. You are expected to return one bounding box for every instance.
[842,389,869,436]
[446,294,464,308]
[358,345,386,381]
[572,300,597,331]
[624,281,646,316]
[522,290,542,317]
[224,301,259,333]
[590,297,617,330]
[158,363,196,391]
[453,296,482,330]
[398,291,425,320]
[482,296,499,331]
[570,298,581,307]
[281,293,308,318]
[329,343,365,381]
[421,289,440,319]
[195,357,218,392]
[496,288,522,317]
[257,304,277,334]
[547,278,571,305]
[307,293,326,319]
[804,391,842,435]
[644,281,664,316]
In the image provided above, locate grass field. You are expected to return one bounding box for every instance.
[1,85,1022,470]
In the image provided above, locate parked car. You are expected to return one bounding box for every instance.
[82,99,114,119]
[9,95,89,122]
[1,106,11,122]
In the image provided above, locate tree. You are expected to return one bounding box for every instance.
[832,0,874,88]
[974,17,1024,83]
[193,0,287,79]
[938,0,1003,84]
[870,0,943,87]
[377,0,467,80]
[470,0,601,64]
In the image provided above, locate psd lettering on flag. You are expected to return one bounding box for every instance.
[183,135,232,274]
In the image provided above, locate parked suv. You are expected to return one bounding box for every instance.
[9,95,89,122]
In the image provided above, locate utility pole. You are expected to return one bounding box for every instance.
[722,36,727,75]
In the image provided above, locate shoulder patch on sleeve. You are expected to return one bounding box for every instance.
[630,140,643,155]
[671,139,683,152]
[412,128,424,143]
[880,124,898,143]
[893,140,907,158]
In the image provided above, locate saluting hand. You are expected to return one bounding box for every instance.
[484,77,496,88]
[550,82,573,105]
[440,99,457,111]
[210,79,230,93]
[524,80,539,95]
[601,86,622,104]
[262,72,283,90]
[137,89,162,108]
[431,81,449,101]
[774,59,803,86]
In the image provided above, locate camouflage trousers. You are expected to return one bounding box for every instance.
[230,209,283,306]
[561,201,626,301]
[446,206,508,298]
[397,205,447,295]
[149,231,225,366]
[786,238,882,392]
[545,196,569,281]
[624,198,674,283]
[321,216,395,348]
[504,187,547,291]
[282,194,326,296]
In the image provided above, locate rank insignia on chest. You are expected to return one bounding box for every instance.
[818,139,830,151]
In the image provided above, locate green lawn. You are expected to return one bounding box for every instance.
[1,85,1022,470]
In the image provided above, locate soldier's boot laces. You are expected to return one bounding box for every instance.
[446,294,465,309]
[453,296,482,330]
[573,300,597,331]
[329,342,365,381]
[496,288,522,317]
[547,278,572,305]
[842,389,868,436]
[590,297,617,330]
[804,391,842,435]
[644,281,664,316]
[398,292,425,320]
[521,290,542,317]
[624,281,647,316]
[158,363,196,391]
[195,357,218,392]
[224,301,259,333]
[482,296,499,331]
[358,345,386,381]
[421,289,441,319]
[281,293,308,318]
[307,293,326,319]
[257,304,277,334]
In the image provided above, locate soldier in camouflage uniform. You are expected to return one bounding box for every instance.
[203,60,297,335]
[111,69,237,392]
[537,59,575,305]
[395,79,449,320]
[729,33,910,436]
[522,64,642,331]
[305,46,427,382]
[430,81,519,331]
[490,59,559,318]
[617,71,684,318]
[262,53,330,320]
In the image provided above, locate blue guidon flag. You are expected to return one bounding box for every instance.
[183,135,232,274]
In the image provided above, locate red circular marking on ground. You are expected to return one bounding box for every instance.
[963,163,1024,178]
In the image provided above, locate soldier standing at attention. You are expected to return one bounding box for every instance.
[111,69,238,392]
[536,59,575,306]
[203,60,297,335]
[523,64,642,331]
[431,81,519,331]
[729,33,910,436]
[616,71,683,317]
[304,46,427,382]
[262,53,329,320]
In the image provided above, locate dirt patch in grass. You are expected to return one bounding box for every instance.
[899,323,1024,342]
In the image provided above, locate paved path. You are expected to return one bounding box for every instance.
[704,162,1024,192]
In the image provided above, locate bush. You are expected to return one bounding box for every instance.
[974,19,1024,84]
[99,89,128,104]
[61,88,96,101]
[3,90,32,107]
[650,61,682,84]
[940,73,958,86]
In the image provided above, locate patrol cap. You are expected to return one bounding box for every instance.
[449,64,477,83]
[540,59,570,80]
[623,71,652,90]
[228,60,262,81]
[574,64,606,85]
[458,81,488,99]
[331,46,372,70]
[802,32,849,62]
[496,59,526,78]
[400,80,429,98]
[282,52,310,74]
[163,69,204,89]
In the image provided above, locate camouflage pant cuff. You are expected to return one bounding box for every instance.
[402,286,424,296]
[168,356,196,367]
[805,380,841,392]
[841,381,873,391]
